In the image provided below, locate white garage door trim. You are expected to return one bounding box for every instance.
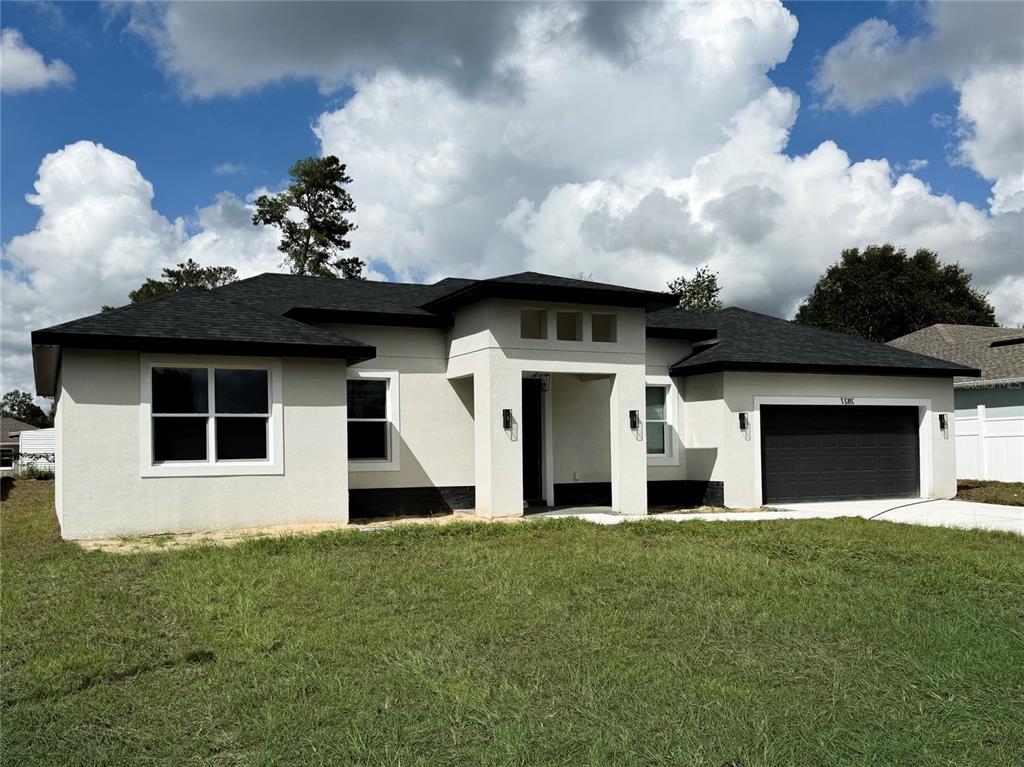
[751,396,935,504]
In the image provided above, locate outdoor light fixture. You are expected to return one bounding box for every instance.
[502,409,513,430]
[629,410,639,429]
[739,412,749,430]
[939,413,948,431]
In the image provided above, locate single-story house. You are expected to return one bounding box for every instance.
[1,417,38,473]
[889,324,1023,482]
[32,271,977,539]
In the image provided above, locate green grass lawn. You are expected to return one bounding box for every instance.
[3,481,1023,767]
[957,479,1024,506]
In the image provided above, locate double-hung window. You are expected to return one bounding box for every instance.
[149,365,273,469]
[347,371,400,470]
[347,379,389,461]
[645,385,669,456]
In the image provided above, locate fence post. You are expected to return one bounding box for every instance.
[977,403,987,480]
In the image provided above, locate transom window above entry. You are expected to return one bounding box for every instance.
[556,311,583,341]
[591,313,617,343]
[520,309,548,340]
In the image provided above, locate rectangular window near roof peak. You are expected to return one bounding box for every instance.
[556,311,582,341]
[521,309,548,340]
[592,313,617,343]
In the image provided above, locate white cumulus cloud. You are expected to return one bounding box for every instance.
[0,27,74,93]
[1,142,282,393]
[813,2,1024,213]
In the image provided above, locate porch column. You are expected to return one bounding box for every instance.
[609,368,648,515]
[473,354,524,517]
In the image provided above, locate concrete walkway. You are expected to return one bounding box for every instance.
[541,498,1023,535]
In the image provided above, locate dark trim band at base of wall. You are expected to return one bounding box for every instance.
[552,480,725,509]
[349,486,475,519]
[647,480,724,508]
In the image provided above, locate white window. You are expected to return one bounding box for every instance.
[556,311,583,341]
[646,385,669,456]
[591,313,617,343]
[140,356,283,477]
[347,371,401,471]
[521,309,548,339]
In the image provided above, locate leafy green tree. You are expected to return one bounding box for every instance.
[1,390,52,428]
[252,156,364,279]
[795,245,996,342]
[102,259,238,312]
[668,265,723,313]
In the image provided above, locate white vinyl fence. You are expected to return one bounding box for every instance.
[955,407,1024,482]
[17,428,56,473]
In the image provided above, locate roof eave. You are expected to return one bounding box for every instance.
[420,282,678,313]
[669,360,981,378]
[284,307,453,329]
[31,332,377,397]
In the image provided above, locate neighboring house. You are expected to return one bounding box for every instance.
[17,427,56,473]
[31,271,976,539]
[0,417,39,473]
[889,324,1024,482]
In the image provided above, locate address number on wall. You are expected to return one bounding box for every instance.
[840,397,855,405]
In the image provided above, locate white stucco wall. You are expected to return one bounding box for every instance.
[57,349,349,539]
[321,324,476,489]
[551,374,611,484]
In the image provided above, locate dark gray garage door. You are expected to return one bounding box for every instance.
[761,405,920,504]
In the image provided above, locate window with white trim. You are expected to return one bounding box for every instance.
[347,379,390,461]
[591,313,617,343]
[151,366,269,464]
[520,309,548,340]
[556,311,583,341]
[646,385,669,456]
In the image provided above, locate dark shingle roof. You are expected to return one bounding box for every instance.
[419,271,678,313]
[1,417,38,444]
[650,307,979,378]
[887,324,1024,383]
[31,289,376,395]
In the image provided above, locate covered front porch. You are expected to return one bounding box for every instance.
[449,359,649,518]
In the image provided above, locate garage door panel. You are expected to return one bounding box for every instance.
[762,405,920,504]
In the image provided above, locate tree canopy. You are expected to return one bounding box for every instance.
[668,266,723,313]
[794,245,996,342]
[102,259,238,311]
[252,155,365,279]
[1,390,52,428]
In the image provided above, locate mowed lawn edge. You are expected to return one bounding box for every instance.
[2,480,1023,767]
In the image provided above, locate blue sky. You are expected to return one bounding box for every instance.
[1,1,992,242]
[2,1,1021,392]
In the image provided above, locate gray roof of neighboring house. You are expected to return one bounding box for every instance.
[649,307,979,378]
[31,271,978,396]
[887,324,1024,383]
[1,417,39,445]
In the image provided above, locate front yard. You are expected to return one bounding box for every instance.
[957,479,1024,506]
[2,480,1023,766]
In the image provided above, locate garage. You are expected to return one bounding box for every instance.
[761,405,920,504]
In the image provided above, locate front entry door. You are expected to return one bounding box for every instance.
[521,378,544,504]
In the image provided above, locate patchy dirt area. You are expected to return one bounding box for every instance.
[74,511,525,554]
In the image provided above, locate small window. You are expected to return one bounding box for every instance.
[1,447,14,469]
[348,379,390,461]
[521,309,548,340]
[646,386,668,455]
[592,314,617,343]
[556,311,582,341]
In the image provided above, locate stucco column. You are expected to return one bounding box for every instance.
[473,353,524,517]
[609,367,648,515]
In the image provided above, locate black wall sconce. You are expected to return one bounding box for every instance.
[629,410,639,429]
[502,408,513,430]
[739,412,749,430]
[939,413,948,432]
